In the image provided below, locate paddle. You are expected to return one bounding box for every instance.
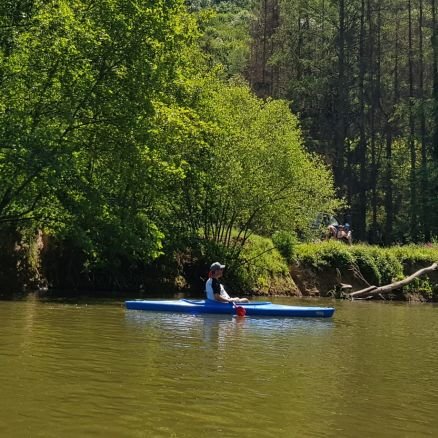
[233,301,246,317]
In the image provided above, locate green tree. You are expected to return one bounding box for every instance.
[169,80,340,258]
[191,0,256,76]
[0,0,198,271]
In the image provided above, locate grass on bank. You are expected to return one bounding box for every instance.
[294,241,438,300]
[206,233,438,298]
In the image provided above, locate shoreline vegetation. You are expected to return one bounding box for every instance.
[1,230,437,303]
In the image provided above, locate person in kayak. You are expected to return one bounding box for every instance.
[205,262,249,303]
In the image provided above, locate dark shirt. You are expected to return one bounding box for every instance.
[211,278,221,295]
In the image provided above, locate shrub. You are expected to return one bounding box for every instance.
[295,241,354,270]
[295,241,435,288]
[403,277,433,300]
[201,234,291,293]
[272,230,297,263]
[350,249,382,285]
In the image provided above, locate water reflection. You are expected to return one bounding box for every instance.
[126,308,333,327]
[125,310,334,350]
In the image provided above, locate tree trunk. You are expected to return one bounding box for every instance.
[432,0,438,159]
[384,5,400,245]
[384,129,393,244]
[271,0,280,97]
[419,0,430,241]
[349,263,438,299]
[368,0,379,243]
[408,0,417,240]
[357,0,367,240]
[334,0,346,192]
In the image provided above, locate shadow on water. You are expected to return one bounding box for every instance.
[0,289,187,305]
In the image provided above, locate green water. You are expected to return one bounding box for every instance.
[1,296,437,437]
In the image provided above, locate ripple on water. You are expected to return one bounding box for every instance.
[1,299,438,437]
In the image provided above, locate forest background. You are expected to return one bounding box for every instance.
[1,0,437,295]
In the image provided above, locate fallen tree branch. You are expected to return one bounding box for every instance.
[349,263,438,299]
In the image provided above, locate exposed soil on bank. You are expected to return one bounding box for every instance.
[1,229,437,302]
[290,261,438,302]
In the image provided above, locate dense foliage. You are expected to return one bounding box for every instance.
[247,0,438,244]
[0,0,339,290]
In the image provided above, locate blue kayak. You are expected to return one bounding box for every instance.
[125,299,335,318]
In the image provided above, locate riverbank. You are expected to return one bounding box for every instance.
[292,241,438,301]
[1,231,437,301]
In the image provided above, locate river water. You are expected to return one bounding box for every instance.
[1,296,437,437]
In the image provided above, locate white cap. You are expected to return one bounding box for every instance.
[210,262,225,271]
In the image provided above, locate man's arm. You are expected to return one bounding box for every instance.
[214,293,235,303]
